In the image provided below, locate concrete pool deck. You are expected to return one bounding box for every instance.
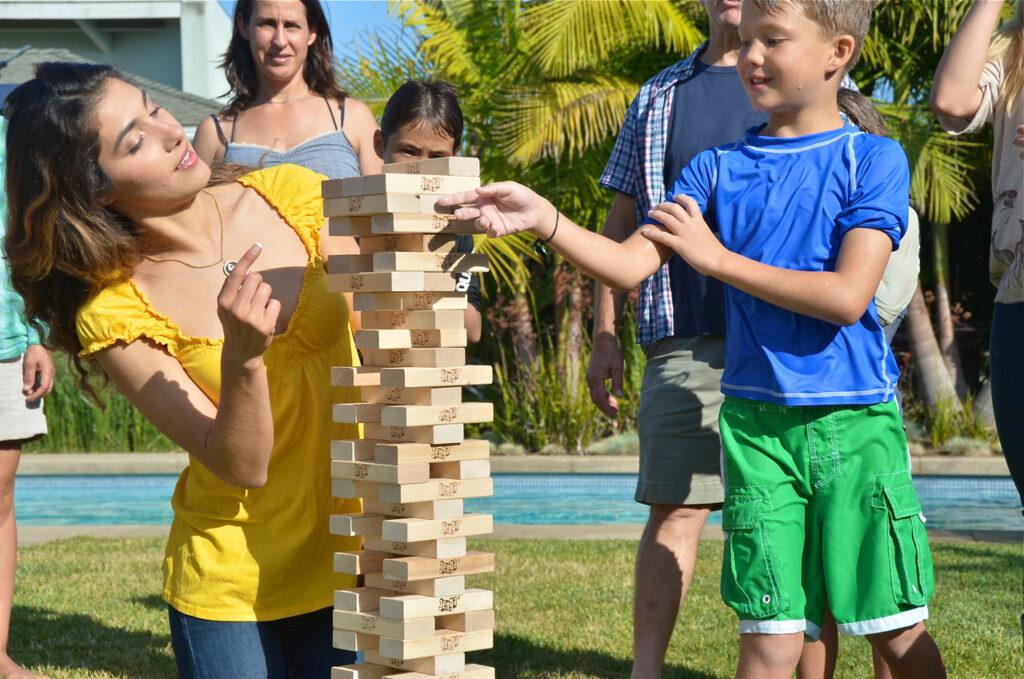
[15,453,1021,546]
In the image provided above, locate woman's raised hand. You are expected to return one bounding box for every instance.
[217,244,281,367]
[438,182,552,238]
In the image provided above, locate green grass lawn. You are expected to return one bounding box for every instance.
[8,537,1022,678]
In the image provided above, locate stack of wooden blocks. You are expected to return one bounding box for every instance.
[324,156,496,679]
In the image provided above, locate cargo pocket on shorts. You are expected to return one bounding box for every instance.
[875,474,933,607]
[720,486,788,618]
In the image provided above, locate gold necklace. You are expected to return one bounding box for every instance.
[260,88,309,104]
[143,191,237,276]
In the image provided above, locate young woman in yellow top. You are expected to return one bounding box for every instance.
[4,62,361,679]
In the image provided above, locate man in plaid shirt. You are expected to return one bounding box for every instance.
[0,113,55,679]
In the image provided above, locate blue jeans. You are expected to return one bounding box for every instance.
[168,605,356,679]
[990,302,1024,510]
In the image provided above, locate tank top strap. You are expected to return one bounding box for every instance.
[325,96,339,131]
[210,114,229,147]
[230,113,239,143]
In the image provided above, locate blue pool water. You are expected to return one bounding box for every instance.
[13,473,1022,532]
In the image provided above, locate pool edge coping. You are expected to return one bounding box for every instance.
[16,452,1012,477]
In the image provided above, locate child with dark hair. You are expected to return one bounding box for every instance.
[374,79,482,343]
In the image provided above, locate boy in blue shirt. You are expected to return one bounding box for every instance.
[440,0,946,676]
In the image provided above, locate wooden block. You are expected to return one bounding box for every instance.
[381,514,492,543]
[332,460,431,485]
[330,254,375,274]
[370,252,488,274]
[381,403,493,427]
[364,573,465,597]
[334,550,390,575]
[327,216,374,237]
[356,329,467,351]
[358,233,458,255]
[323,193,448,218]
[353,292,467,312]
[361,310,465,330]
[362,651,466,676]
[331,366,382,387]
[436,610,494,633]
[331,662,391,679]
[333,402,385,424]
[363,423,464,445]
[378,588,492,620]
[361,173,481,195]
[332,478,377,499]
[378,477,493,504]
[333,610,436,640]
[430,460,491,480]
[327,272,426,293]
[379,366,492,388]
[361,348,467,368]
[364,535,467,559]
[362,386,463,407]
[371,213,478,235]
[380,664,494,679]
[330,513,385,536]
[378,629,492,661]
[382,552,495,582]
[322,176,363,199]
[374,441,490,466]
[362,498,464,520]
[333,629,379,652]
[331,439,377,461]
[382,157,480,177]
[335,587,388,612]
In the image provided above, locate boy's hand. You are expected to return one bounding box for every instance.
[586,333,624,418]
[438,182,552,238]
[643,194,728,275]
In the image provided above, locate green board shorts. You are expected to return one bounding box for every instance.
[636,336,725,507]
[718,396,934,639]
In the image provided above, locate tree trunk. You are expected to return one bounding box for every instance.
[931,222,968,399]
[511,287,537,370]
[905,281,962,413]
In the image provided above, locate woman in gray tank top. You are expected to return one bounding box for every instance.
[193,0,380,180]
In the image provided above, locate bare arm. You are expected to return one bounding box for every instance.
[21,344,55,402]
[343,98,384,176]
[193,115,227,166]
[439,183,668,292]
[94,245,279,488]
[930,0,1005,131]
[644,195,893,326]
[586,192,636,418]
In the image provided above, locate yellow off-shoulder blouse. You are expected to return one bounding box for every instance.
[76,164,361,621]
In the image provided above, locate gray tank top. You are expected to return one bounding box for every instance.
[214,97,361,179]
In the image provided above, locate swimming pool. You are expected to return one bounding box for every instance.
[13,473,1021,532]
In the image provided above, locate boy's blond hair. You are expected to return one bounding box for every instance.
[748,0,875,74]
[988,0,1023,113]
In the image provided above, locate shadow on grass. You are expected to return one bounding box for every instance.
[475,632,721,679]
[11,605,175,678]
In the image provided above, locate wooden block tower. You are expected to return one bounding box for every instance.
[324,157,496,679]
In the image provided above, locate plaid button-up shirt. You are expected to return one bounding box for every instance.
[1,117,42,359]
[599,45,710,345]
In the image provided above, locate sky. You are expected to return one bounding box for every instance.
[216,1,398,58]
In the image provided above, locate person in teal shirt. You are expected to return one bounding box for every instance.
[0,113,55,679]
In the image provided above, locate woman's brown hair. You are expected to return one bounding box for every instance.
[3,62,138,402]
[219,0,346,115]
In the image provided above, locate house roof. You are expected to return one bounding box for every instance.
[0,46,221,125]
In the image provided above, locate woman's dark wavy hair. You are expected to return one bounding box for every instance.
[380,79,463,150]
[220,0,346,115]
[3,62,136,403]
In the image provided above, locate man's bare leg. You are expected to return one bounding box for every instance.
[631,503,712,679]
[867,622,945,679]
[736,632,804,679]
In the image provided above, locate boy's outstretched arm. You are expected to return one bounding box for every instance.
[439,182,668,291]
[645,195,892,326]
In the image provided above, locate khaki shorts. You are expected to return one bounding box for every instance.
[636,335,725,506]
[0,355,48,443]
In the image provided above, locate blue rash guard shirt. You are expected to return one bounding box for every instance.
[666,122,909,406]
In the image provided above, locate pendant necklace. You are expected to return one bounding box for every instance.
[143,191,237,276]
